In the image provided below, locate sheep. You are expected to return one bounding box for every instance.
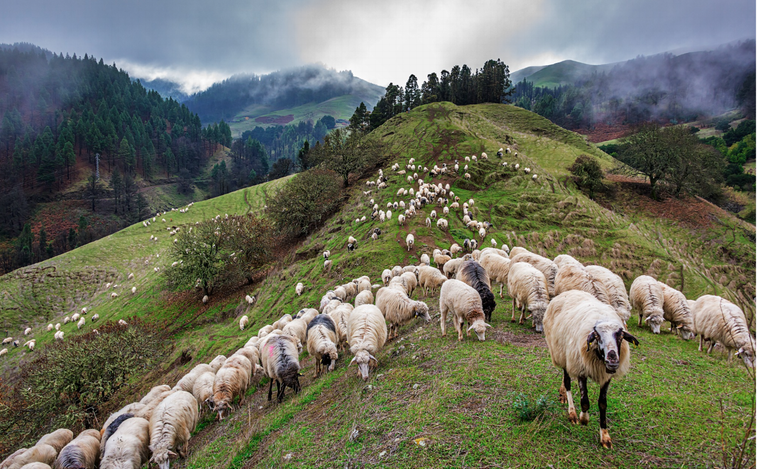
[36,429,73,454]
[405,233,414,251]
[375,287,430,340]
[479,252,512,298]
[245,294,256,305]
[110,293,118,299]
[629,275,665,334]
[118,319,128,327]
[322,298,343,316]
[328,303,353,350]
[340,282,358,301]
[3,444,57,469]
[347,305,387,381]
[306,315,339,377]
[295,282,304,296]
[24,339,35,351]
[280,317,308,350]
[510,252,558,297]
[581,265,630,325]
[381,269,392,286]
[201,295,208,304]
[433,250,452,269]
[261,334,301,402]
[658,283,695,340]
[77,317,86,330]
[324,260,333,272]
[455,260,497,322]
[91,314,99,322]
[439,279,491,341]
[258,325,275,338]
[692,295,755,367]
[508,246,528,258]
[442,258,467,279]
[418,265,448,296]
[554,264,610,306]
[296,308,319,324]
[53,429,100,469]
[436,218,448,231]
[323,250,330,260]
[47,324,54,332]
[54,331,64,341]
[99,415,151,469]
[355,277,372,293]
[390,265,403,278]
[355,290,374,307]
[23,327,32,336]
[543,290,639,449]
[211,355,252,419]
[239,315,249,331]
[64,317,71,324]
[147,390,198,469]
[272,313,294,331]
[507,262,550,332]
[399,271,418,296]
[420,253,430,266]
[191,369,217,414]
[554,254,582,269]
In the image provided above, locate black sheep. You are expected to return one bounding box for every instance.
[456,260,497,322]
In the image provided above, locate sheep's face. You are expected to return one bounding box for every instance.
[415,303,431,322]
[678,326,695,341]
[645,314,664,334]
[468,322,488,341]
[352,351,376,381]
[528,304,547,332]
[737,346,755,368]
[587,321,639,373]
[150,450,177,469]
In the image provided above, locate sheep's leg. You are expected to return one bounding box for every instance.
[440,304,447,337]
[519,304,526,325]
[456,317,464,341]
[563,369,578,424]
[277,380,284,403]
[707,341,715,354]
[598,380,612,449]
[499,283,503,298]
[578,376,590,425]
[638,313,643,327]
[727,349,733,363]
[267,378,274,401]
[698,335,703,352]
[511,298,516,322]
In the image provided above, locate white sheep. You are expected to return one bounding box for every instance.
[245,294,256,305]
[405,233,414,251]
[692,295,755,367]
[91,314,99,322]
[4,444,57,469]
[296,282,304,296]
[554,254,582,269]
[420,253,430,265]
[100,416,151,469]
[347,305,387,381]
[47,324,54,331]
[543,290,639,449]
[659,283,695,340]
[507,262,550,332]
[479,251,511,298]
[328,303,353,351]
[272,313,294,331]
[55,429,101,469]
[375,287,430,340]
[584,265,631,325]
[355,290,374,307]
[419,265,447,296]
[212,355,252,419]
[305,314,339,377]
[554,263,610,305]
[509,252,558,297]
[381,269,392,286]
[118,319,128,327]
[324,260,333,272]
[239,315,249,331]
[629,275,665,333]
[282,318,308,349]
[148,390,199,469]
[436,218,448,231]
[439,279,491,341]
[23,327,32,336]
[77,317,86,330]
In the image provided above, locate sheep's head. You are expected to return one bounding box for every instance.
[414,302,431,322]
[213,394,230,421]
[644,313,664,334]
[586,321,639,373]
[467,320,492,341]
[736,344,755,368]
[528,302,548,333]
[350,350,377,381]
[150,449,178,469]
[677,324,695,341]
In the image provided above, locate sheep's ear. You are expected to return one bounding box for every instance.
[622,331,639,347]
[485,323,493,328]
[467,324,475,332]
[736,347,744,356]
[369,354,378,366]
[168,450,179,459]
[676,324,684,329]
[349,356,356,367]
[586,331,598,351]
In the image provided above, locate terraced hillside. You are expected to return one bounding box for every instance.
[0,103,754,468]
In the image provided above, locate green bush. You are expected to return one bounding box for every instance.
[568,155,604,199]
[512,392,553,422]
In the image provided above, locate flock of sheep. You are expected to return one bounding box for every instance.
[1,148,755,465]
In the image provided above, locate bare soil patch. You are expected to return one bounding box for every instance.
[254,114,294,125]
[493,329,547,348]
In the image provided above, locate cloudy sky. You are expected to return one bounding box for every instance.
[0,0,754,93]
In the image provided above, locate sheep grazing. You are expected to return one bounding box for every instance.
[543,290,639,449]
[245,294,255,305]
[118,319,128,327]
[261,334,301,402]
[554,264,610,306]
[443,257,467,279]
[381,269,392,286]
[436,218,448,231]
[191,369,217,414]
[509,252,558,297]
[2,444,57,469]
[375,287,430,340]
[202,295,209,304]
[323,250,330,260]
[77,317,86,330]
[433,250,452,269]
[507,262,550,332]
[324,259,333,272]
[212,355,252,419]
[295,282,304,296]
[692,295,755,367]
[148,390,199,469]
[399,271,418,296]
[419,265,447,296]
[306,314,339,377]
[420,253,430,266]
[659,283,695,340]
[584,265,631,326]
[239,315,249,331]
[91,314,99,322]
[456,261,497,322]
[328,303,353,350]
[347,305,387,381]
[55,331,65,341]
[54,429,101,469]
[479,251,512,298]
[272,313,294,331]
[405,233,415,251]
[100,416,150,469]
[355,290,374,307]
[23,327,32,336]
[439,279,491,341]
[629,275,665,334]
[47,324,54,332]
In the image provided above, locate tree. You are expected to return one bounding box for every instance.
[349,102,371,133]
[312,128,379,187]
[86,172,101,211]
[319,115,336,130]
[269,158,293,180]
[62,141,75,180]
[404,75,421,111]
[568,155,604,199]
[111,168,123,214]
[421,72,440,104]
[617,123,670,200]
[297,140,311,171]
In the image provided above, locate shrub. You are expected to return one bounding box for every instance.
[267,169,343,239]
[568,155,604,199]
[0,319,166,453]
[512,392,552,422]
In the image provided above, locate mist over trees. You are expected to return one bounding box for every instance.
[512,40,756,129]
[0,46,227,273]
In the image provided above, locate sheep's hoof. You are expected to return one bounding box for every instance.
[510,318,516,323]
[579,412,589,425]
[600,429,613,449]
[568,410,579,424]
[558,387,567,404]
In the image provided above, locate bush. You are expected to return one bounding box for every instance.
[512,393,553,422]
[0,320,166,453]
[267,169,343,239]
[568,155,604,199]
[166,213,275,295]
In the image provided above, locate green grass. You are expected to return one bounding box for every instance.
[1,102,754,467]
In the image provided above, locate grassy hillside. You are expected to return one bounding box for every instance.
[511,60,616,88]
[0,103,754,467]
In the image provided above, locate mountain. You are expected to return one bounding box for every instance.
[0,102,753,466]
[183,64,385,127]
[511,59,618,89]
[136,77,189,102]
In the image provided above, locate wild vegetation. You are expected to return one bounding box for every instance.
[0,102,753,468]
